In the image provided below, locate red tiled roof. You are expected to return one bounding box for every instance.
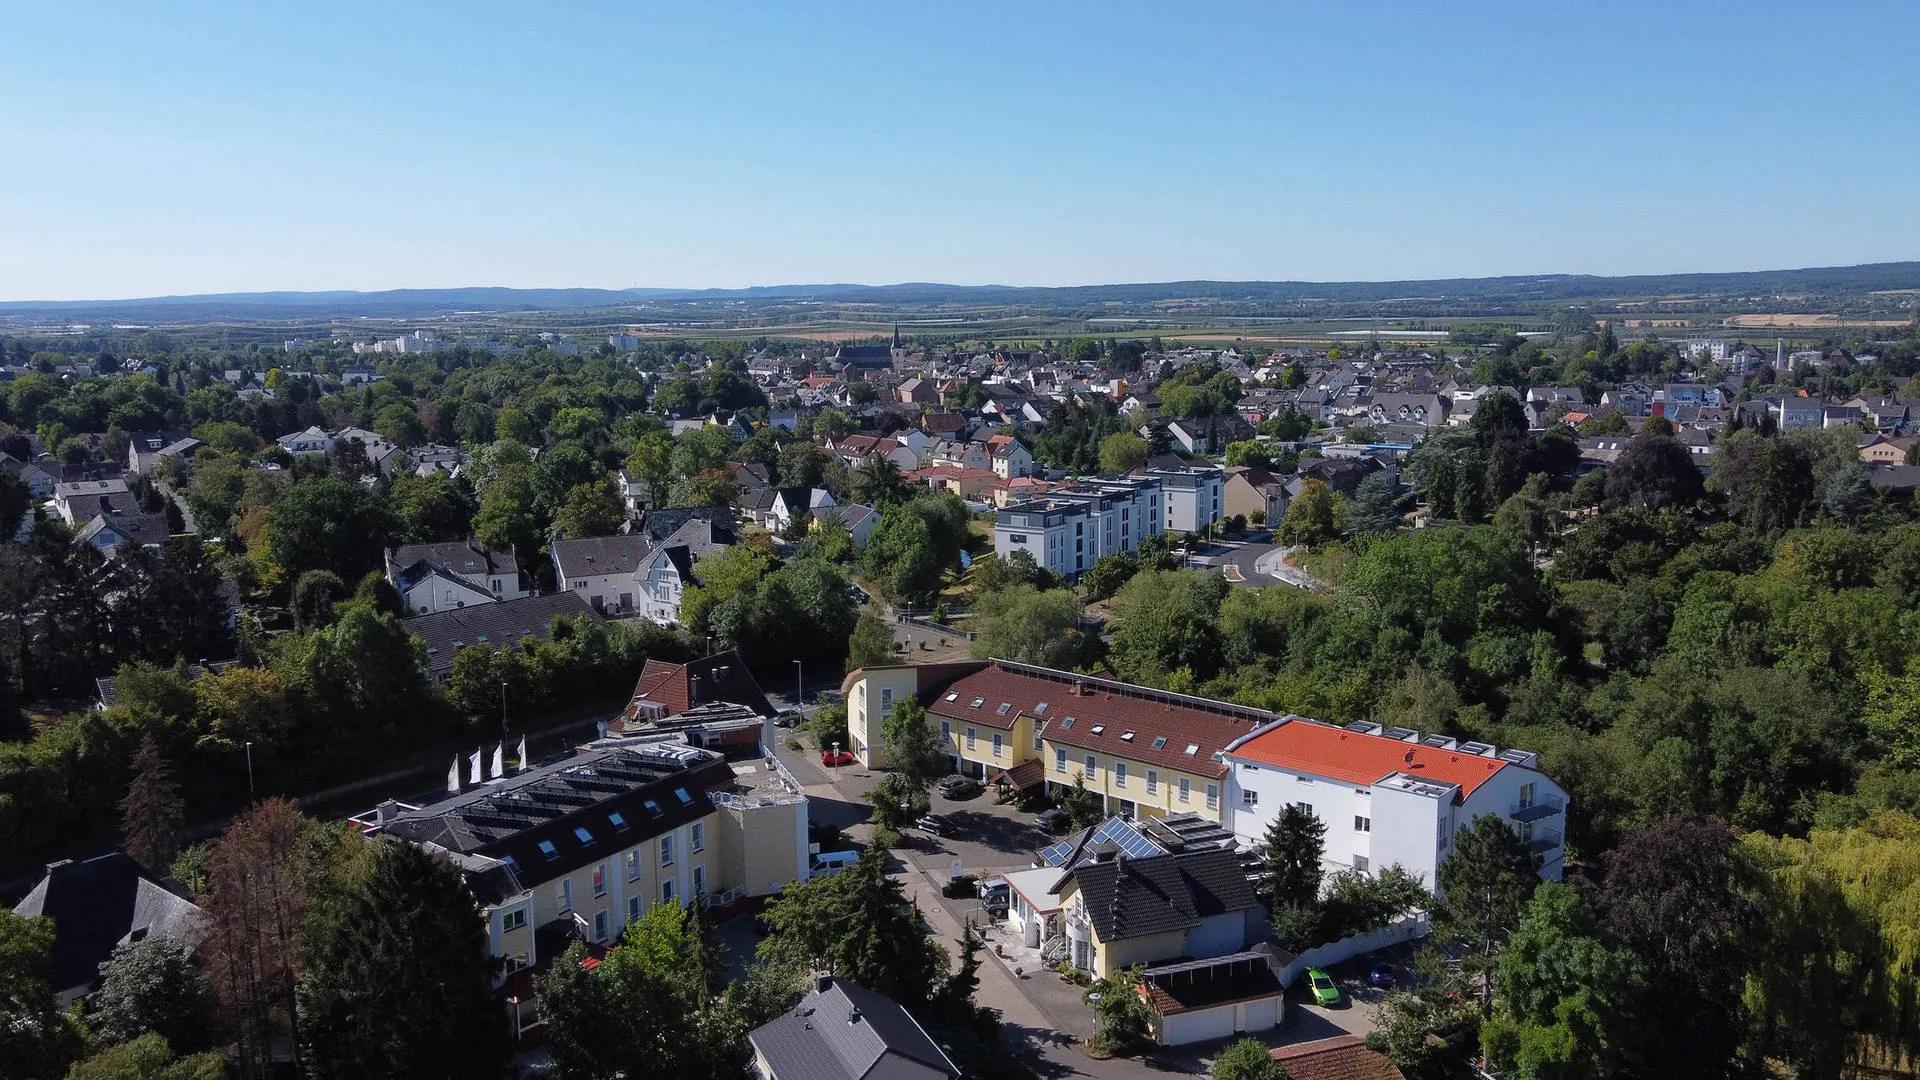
[1230,718,1508,797]
[923,661,1275,779]
[1271,1035,1405,1080]
[621,651,774,720]
[990,757,1044,792]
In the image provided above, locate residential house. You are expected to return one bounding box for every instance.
[1766,396,1825,430]
[387,540,529,615]
[742,486,835,532]
[730,462,774,497]
[551,534,657,615]
[0,452,56,499]
[617,651,776,726]
[11,853,208,1006]
[1364,393,1447,430]
[125,431,201,474]
[1224,466,1288,525]
[1054,845,1259,978]
[276,425,335,455]
[1270,1035,1407,1080]
[377,741,808,1043]
[53,478,133,525]
[815,502,880,547]
[994,474,1164,580]
[843,659,1273,824]
[75,512,172,554]
[916,465,999,502]
[1222,715,1568,889]
[920,411,968,440]
[1846,396,1910,432]
[895,376,940,406]
[405,592,603,684]
[749,975,960,1080]
[1140,946,1291,1046]
[986,434,1036,479]
[407,443,468,478]
[1860,435,1917,465]
[1146,464,1225,535]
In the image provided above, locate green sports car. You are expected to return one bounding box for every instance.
[1306,967,1340,1006]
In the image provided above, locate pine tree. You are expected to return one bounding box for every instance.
[297,839,512,1080]
[1258,804,1326,910]
[119,734,184,875]
[1434,814,1541,1016]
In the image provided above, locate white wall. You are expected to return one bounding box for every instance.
[1226,760,1381,877]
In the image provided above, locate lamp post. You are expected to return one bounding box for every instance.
[793,659,804,721]
[500,680,509,743]
[243,741,255,798]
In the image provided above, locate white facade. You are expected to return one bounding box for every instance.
[1148,466,1225,535]
[993,475,1163,579]
[1222,719,1567,893]
[399,571,497,615]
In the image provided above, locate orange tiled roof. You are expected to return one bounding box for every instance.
[1229,718,1508,797]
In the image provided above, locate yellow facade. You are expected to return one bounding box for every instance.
[847,667,921,767]
[1037,741,1225,821]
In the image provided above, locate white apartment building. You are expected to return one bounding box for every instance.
[1221,716,1567,892]
[1147,465,1225,535]
[992,474,1162,579]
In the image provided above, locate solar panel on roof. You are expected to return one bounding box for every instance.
[1039,817,1163,866]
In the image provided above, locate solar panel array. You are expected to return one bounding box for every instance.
[1038,816,1163,867]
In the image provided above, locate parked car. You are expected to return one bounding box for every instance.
[810,850,859,877]
[820,749,856,767]
[1035,808,1070,833]
[1369,965,1395,988]
[915,814,949,836]
[1307,967,1340,1006]
[977,880,1010,917]
[937,774,984,799]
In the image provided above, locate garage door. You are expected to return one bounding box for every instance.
[1160,1005,1237,1046]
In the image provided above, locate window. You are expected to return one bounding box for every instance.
[643,799,663,818]
[996,702,1011,715]
[1205,784,1219,811]
[1055,747,1068,773]
[880,687,893,714]
[1114,762,1127,788]
[690,822,705,853]
[626,850,642,882]
[692,866,706,896]
[628,895,643,924]
[970,697,984,709]
[941,720,952,742]
[1151,736,1167,750]
[557,879,572,913]
[1438,819,1451,849]
[1089,724,1104,736]
[992,732,1004,757]
[661,879,675,904]
[608,812,628,832]
[1033,729,1043,752]
[574,826,595,845]
[1178,777,1191,803]
[500,855,521,875]
[673,787,693,806]
[1292,801,1314,814]
[502,907,527,931]
[1184,744,1199,756]
[1353,855,1370,873]
[594,910,610,942]
[1009,533,1027,544]
[1146,770,1159,795]
[660,835,675,868]
[1242,790,1258,807]
[965,727,977,751]
[1084,755,1097,780]
[1120,731,1135,742]
[1354,816,1371,833]
[592,863,607,897]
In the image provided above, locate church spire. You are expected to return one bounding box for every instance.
[892,322,901,350]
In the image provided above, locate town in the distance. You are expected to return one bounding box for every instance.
[3,279,1918,1080]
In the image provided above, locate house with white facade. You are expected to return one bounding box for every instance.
[993,474,1163,580]
[1222,716,1567,891]
[987,434,1035,479]
[1146,465,1224,536]
[387,540,530,615]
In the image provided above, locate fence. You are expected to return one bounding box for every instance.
[1277,913,1430,986]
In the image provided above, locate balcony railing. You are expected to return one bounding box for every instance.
[1525,829,1564,855]
[1510,793,1565,823]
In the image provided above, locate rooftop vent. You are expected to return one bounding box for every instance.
[1382,727,1419,743]
[1346,720,1384,736]
[1459,741,1498,758]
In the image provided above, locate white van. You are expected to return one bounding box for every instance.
[810,850,859,878]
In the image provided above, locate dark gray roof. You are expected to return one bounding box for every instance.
[1065,847,1256,943]
[384,744,734,886]
[749,976,959,1080]
[11,853,207,993]
[388,540,517,581]
[550,533,654,581]
[403,592,601,678]
[637,506,740,547]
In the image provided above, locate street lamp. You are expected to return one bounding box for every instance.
[793,660,804,720]
[243,741,255,798]
[500,680,509,743]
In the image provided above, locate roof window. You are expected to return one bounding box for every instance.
[945,693,959,702]
[1184,744,1200,756]
[996,703,1012,715]
[674,788,693,805]
[643,799,662,817]
[538,840,560,860]
[1152,736,1168,750]
[573,827,594,845]
[970,697,984,709]
[1090,724,1105,736]
[1033,701,1049,715]
[1060,717,1076,729]
[608,812,628,831]
[500,855,520,874]
[1120,731,1135,742]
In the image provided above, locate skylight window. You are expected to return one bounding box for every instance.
[945,693,959,702]
[1090,724,1105,736]
[1060,717,1076,729]
[970,697,984,709]
[1033,702,1049,715]
[538,840,560,860]
[1152,736,1168,750]
[1120,731,1135,742]
[573,827,594,845]
[996,703,1012,715]
[643,799,663,817]
[1184,744,1200,756]
[674,788,693,805]
[500,855,520,874]
[608,812,628,831]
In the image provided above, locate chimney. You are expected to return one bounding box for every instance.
[45,859,74,873]
[374,799,398,826]
[813,974,833,994]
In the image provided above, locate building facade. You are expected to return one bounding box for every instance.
[992,474,1163,579]
[1147,465,1225,535]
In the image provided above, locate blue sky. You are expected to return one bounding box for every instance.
[3,1,1916,299]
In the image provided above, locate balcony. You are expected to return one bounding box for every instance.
[1510,793,1564,823]
[1525,829,1563,856]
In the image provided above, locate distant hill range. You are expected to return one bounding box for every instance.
[5,262,1919,322]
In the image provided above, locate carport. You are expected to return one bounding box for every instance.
[1140,944,1292,1046]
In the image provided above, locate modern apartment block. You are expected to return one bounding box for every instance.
[992,474,1163,579]
[1221,716,1567,890]
[368,740,808,1042]
[1146,464,1225,535]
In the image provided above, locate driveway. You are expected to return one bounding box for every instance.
[1207,543,1318,589]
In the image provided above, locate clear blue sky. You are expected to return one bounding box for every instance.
[4,1,1916,300]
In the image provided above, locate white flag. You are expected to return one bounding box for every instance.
[490,744,504,780]
[469,749,482,786]
[447,755,461,794]
[517,736,529,772]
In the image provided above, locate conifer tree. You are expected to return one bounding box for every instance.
[119,733,184,875]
